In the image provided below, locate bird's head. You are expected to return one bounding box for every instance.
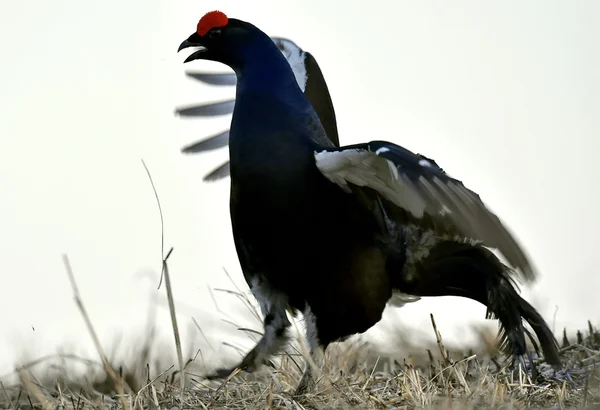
[178,11,279,72]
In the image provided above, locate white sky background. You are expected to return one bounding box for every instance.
[0,0,599,377]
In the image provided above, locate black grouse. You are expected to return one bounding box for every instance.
[177,10,560,395]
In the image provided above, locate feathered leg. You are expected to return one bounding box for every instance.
[294,306,322,397]
[205,277,291,379]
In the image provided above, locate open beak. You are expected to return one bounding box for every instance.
[178,34,207,63]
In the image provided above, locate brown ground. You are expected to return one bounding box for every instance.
[3,254,598,409]
[2,316,599,410]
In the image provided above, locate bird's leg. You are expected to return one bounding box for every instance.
[294,306,321,397]
[205,278,291,380]
[512,351,538,382]
[205,309,291,379]
[241,309,291,372]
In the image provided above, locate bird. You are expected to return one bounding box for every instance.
[177,10,560,395]
[177,37,340,181]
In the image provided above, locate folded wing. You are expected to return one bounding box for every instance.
[314,141,536,282]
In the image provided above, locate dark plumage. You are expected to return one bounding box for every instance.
[177,11,560,395]
[177,37,339,181]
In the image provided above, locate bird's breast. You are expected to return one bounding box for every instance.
[229,159,379,268]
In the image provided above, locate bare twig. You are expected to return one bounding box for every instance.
[1,381,12,409]
[161,248,186,397]
[135,364,174,403]
[18,371,51,410]
[430,313,450,365]
[141,159,191,407]
[140,159,165,291]
[3,354,102,381]
[62,254,130,410]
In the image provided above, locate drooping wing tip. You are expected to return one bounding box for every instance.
[425,179,538,284]
[503,242,538,284]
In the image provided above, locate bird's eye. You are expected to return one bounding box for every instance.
[207,28,222,39]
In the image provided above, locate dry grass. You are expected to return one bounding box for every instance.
[2,312,599,410]
[3,248,600,410]
[2,162,599,409]
[3,262,599,410]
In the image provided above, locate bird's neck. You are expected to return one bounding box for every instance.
[237,69,304,109]
[228,66,318,174]
[229,50,317,140]
[233,37,309,108]
[227,40,320,171]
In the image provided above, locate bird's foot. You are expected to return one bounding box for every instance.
[204,366,241,381]
[293,369,316,398]
[203,352,276,381]
[203,303,289,382]
[510,353,539,382]
[553,368,581,384]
